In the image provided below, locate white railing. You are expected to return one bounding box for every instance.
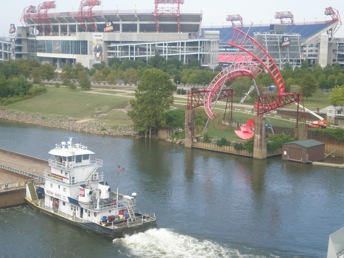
[44,171,104,186]
[37,200,84,223]
[48,158,103,171]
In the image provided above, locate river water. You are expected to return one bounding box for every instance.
[0,120,343,258]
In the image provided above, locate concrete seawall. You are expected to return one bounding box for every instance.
[0,109,136,137]
[312,162,344,168]
[0,188,27,208]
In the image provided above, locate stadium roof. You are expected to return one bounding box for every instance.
[23,10,202,33]
[202,22,337,45]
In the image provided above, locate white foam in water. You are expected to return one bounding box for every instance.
[113,228,240,258]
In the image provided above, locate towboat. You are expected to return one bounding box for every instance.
[25,138,157,239]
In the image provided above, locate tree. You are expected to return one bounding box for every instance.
[8,76,32,96]
[79,70,91,90]
[31,67,42,84]
[318,74,329,89]
[40,63,56,81]
[300,60,310,70]
[73,63,86,79]
[330,85,344,107]
[0,76,9,98]
[92,70,104,83]
[327,74,337,89]
[337,72,344,87]
[121,68,140,85]
[60,63,73,85]
[106,70,118,85]
[300,73,318,98]
[284,77,294,92]
[164,109,185,129]
[147,54,166,69]
[128,68,174,137]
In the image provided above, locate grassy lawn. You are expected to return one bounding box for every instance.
[5,85,332,137]
[7,87,131,121]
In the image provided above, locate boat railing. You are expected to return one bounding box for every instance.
[35,199,156,228]
[37,199,84,223]
[48,159,103,171]
[44,170,104,186]
[84,193,135,211]
[86,197,126,210]
[104,212,156,229]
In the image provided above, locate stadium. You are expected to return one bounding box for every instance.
[0,0,343,70]
[202,8,344,69]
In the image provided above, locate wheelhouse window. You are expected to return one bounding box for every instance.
[76,155,82,163]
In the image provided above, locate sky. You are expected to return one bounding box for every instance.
[0,0,343,37]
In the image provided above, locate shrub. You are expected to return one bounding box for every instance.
[171,129,185,140]
[216,137,229,147]
[203,133,211,143]
[243,139,254,152]
[176,88,187,95]
[233,142,245,150]
[28,84,47,95]
[267,134,295,152]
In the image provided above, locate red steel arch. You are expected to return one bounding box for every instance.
[202,27,302,121]
[228,27,285,94]
[203,62,262,119]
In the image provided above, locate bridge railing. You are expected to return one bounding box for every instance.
[0,164,45,184]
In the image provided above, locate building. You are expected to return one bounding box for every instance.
[0,1,218,69]
[320,106,344,127]
[282,139,325,163]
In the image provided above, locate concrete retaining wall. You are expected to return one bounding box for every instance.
[0,188,26,208]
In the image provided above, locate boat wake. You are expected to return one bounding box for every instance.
[113,228,239,258]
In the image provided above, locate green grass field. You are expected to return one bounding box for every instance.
[7,87,132,126]
[5,85,332,138]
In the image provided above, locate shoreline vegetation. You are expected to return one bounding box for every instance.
[0,109,137,137]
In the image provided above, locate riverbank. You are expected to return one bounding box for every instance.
[0,109,136,137]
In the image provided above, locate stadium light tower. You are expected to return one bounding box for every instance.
[226,14,243,27]
[78,0,102,32]
[154,0,184,32]
[21,5,37,26]
[37,1,56,34]
[325,7,342,35]
[274,11,294,25]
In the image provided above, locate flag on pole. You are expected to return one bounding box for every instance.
[117,165,125,172]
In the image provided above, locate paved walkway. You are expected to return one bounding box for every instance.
[0,150,48,184]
